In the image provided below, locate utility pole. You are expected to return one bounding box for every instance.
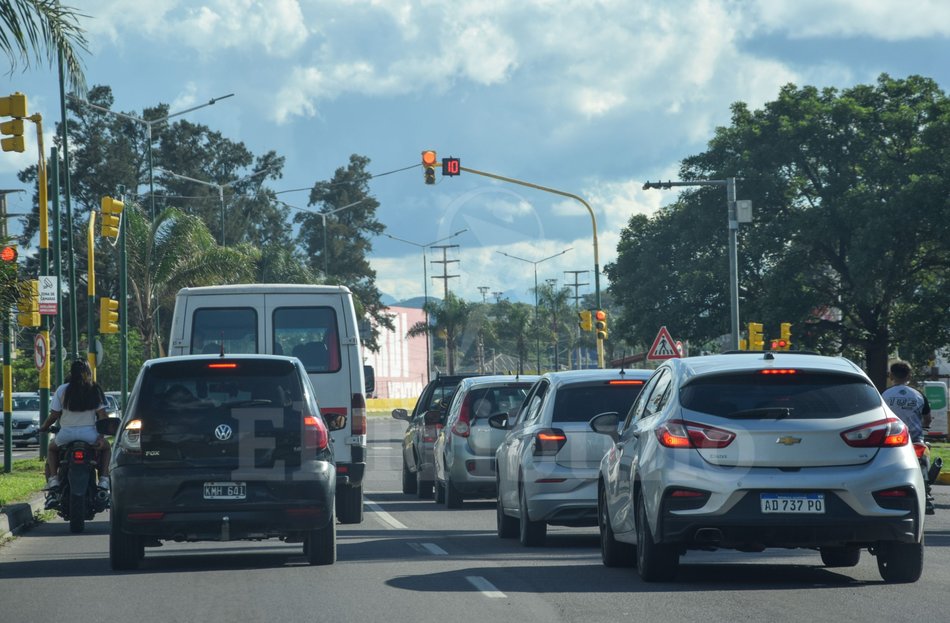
[478,286,490,303]
[429,244,460,299]
[492,291,504,304]
[565,270,589,369]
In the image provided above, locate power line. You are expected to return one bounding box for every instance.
[273,162,420,196]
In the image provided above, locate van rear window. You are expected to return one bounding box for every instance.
[273,307,341,373]
[191,307,258,355]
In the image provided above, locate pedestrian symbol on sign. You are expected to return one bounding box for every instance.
[647,326,680,360]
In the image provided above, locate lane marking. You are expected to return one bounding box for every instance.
[369,445,394,451]
[421,542,447,556]
[365,500,407,530]
[466,576,506,599]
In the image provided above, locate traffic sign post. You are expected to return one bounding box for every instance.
[34,333,48,371]
[647,326,680,360]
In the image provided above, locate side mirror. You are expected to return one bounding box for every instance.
[363,365,376,397]
[325,413,347,432]
[488,413,509,430]
[424,410,443,426]
[589,412,620,442]
[96,417,122,437]
[391,408,409,421]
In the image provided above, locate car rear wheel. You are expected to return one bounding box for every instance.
[496,484,518,539]
[518,483,546,547]
[416,471,434,499]
[635,494,678,582]
[434,479,446,504]
[110,521,143,571]
[305,521,336,566]
[599,485,635,567]
[820,546,861,567]
[336,484,364,524]
[402,459,417,495]
[876,540,923,583]
[445,477,463,509]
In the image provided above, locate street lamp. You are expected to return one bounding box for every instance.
[384,229,468,382]
[156,165,275,247]
[278,198,372,275]
[497,248,572,374]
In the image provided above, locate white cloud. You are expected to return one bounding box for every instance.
[748,0,950,40]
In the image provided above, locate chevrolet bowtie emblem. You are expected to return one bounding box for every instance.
[776,436,802,446]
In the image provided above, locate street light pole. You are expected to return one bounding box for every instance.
[384,230,468,382]
[497,248,572,374]
[277,199,372,276]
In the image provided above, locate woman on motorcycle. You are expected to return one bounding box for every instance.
[38,359,112,490]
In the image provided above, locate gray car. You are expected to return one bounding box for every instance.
[592,352,926,583]
[433,375,538,508]
[493,369,651,546]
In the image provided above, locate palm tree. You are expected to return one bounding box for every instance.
[1,0,88,89]
[122,203,258,357]
[538,282,572,370]
[494,299,532,374]
[406,292,472,375]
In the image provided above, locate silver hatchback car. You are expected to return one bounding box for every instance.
[433,375,538,508]
[592,352,926,583]
[493,368,651,546]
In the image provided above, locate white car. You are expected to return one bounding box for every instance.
[592,352,926,583]
[0,392,42,447]
[492,369,652,546]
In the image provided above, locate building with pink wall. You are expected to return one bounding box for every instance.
[363,306,428,399]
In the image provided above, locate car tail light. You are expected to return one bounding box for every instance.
[534,429,567,455]
[760,369,798,375]
[303,415,329,450]
[912,442,929,459]
[351,393,366,435]
[119,419,143,452]
[873,486,916,511]
[840,417,908,448]
[208,362,238,369]
[127,512,165,521]
[453,395,472,437]
[71,448,86,462]
[664,487,711,511]
[656,420,735,449]
[608,380,644,386]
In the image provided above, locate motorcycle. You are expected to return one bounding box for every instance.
[45,418,121,533]
[913,439,942,516]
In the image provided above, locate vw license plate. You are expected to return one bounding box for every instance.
[203,482,246,500]
[760,493,824,514]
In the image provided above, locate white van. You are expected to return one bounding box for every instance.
[168,284,368,523]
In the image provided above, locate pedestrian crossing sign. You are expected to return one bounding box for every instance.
[647,326,679,360]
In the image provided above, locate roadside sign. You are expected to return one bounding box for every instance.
[923,381,947,438]
[34,332,48,370]
[647,326,679,360]
[39,275,58,314]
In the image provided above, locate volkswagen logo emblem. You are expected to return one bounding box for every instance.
[214,424,233,441]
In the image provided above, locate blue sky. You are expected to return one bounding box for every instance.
[2,0,949,304]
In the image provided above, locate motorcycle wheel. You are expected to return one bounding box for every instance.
[69,493,86,534]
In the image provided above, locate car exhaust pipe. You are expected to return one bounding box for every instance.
[694,528,723,543]
[96,489,110,502]
[928,457,943,484]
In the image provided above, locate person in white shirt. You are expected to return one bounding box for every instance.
[38,359,112,490]
[882,360,932,442]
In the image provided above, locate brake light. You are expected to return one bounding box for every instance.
[656,420,735,449]
[127,512,165,521]
[453,395,472,437]
[534,429,567,455]
[608,380,644,385]
[670,489,706,497]
[72,449,86,462]
[303,415,329,450]
[873,486,916,511]
[840,417,908,448]
[351,393,366,435]
[912,443,929,459]
[120,419,143,452]
[208,362,238,369]
[760,369,798,375]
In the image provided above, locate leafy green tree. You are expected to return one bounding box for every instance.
[608,74,950,389]
[493,299,533,374]
[0,0,87,89]
[406,293,472,375]
[95,329,146,392]
[537,282,572,370]
[297,154,392,351]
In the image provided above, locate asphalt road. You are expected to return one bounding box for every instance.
[1,417,948,623]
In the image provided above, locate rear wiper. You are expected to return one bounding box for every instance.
[726,407,793,419]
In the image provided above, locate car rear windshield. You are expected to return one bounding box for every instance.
[552,382,645,423]
[468,384,531,419]
[136,359,305,418]
[679,372,882,419]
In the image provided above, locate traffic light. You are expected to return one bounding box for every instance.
[0,92,28,153]
[1,245,17,263]
[100,196,124,238]
[16,279,40,327]
[779,322,792,351]
[99,297,119,334]
[422,150,437,185]
[594,310,608,340]
[748,322,764,351]
[578,310,592,332]
[442,157,460,176]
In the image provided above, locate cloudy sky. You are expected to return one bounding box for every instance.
[2,0,949,304]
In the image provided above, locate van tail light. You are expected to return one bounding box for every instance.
[119,419,143,452]
[656,420,735,449]
[351,393,366,435]
[303,415,329,450]
[453,395,472,437]
[534,429,567,455]
[841,417,908,448]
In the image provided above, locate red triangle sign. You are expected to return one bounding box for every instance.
[647,326,679,360]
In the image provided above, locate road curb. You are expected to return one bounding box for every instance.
[0,493,47,543]
[937,471,950,486]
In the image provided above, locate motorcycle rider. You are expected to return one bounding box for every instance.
[38,359,112,490]
[882,360,934,513]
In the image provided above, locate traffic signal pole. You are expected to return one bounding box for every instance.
[31,115,52,459]
[87,212,97,379]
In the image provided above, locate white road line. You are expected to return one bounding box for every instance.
[421,542,447,556]
[466,576,506,599]
[365,500,407,530]
[368,445,394,451]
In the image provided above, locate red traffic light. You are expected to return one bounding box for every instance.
[771,339,788,349]
[1,245,17,262]
[421,150,437,166]
[594,310,606,322]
